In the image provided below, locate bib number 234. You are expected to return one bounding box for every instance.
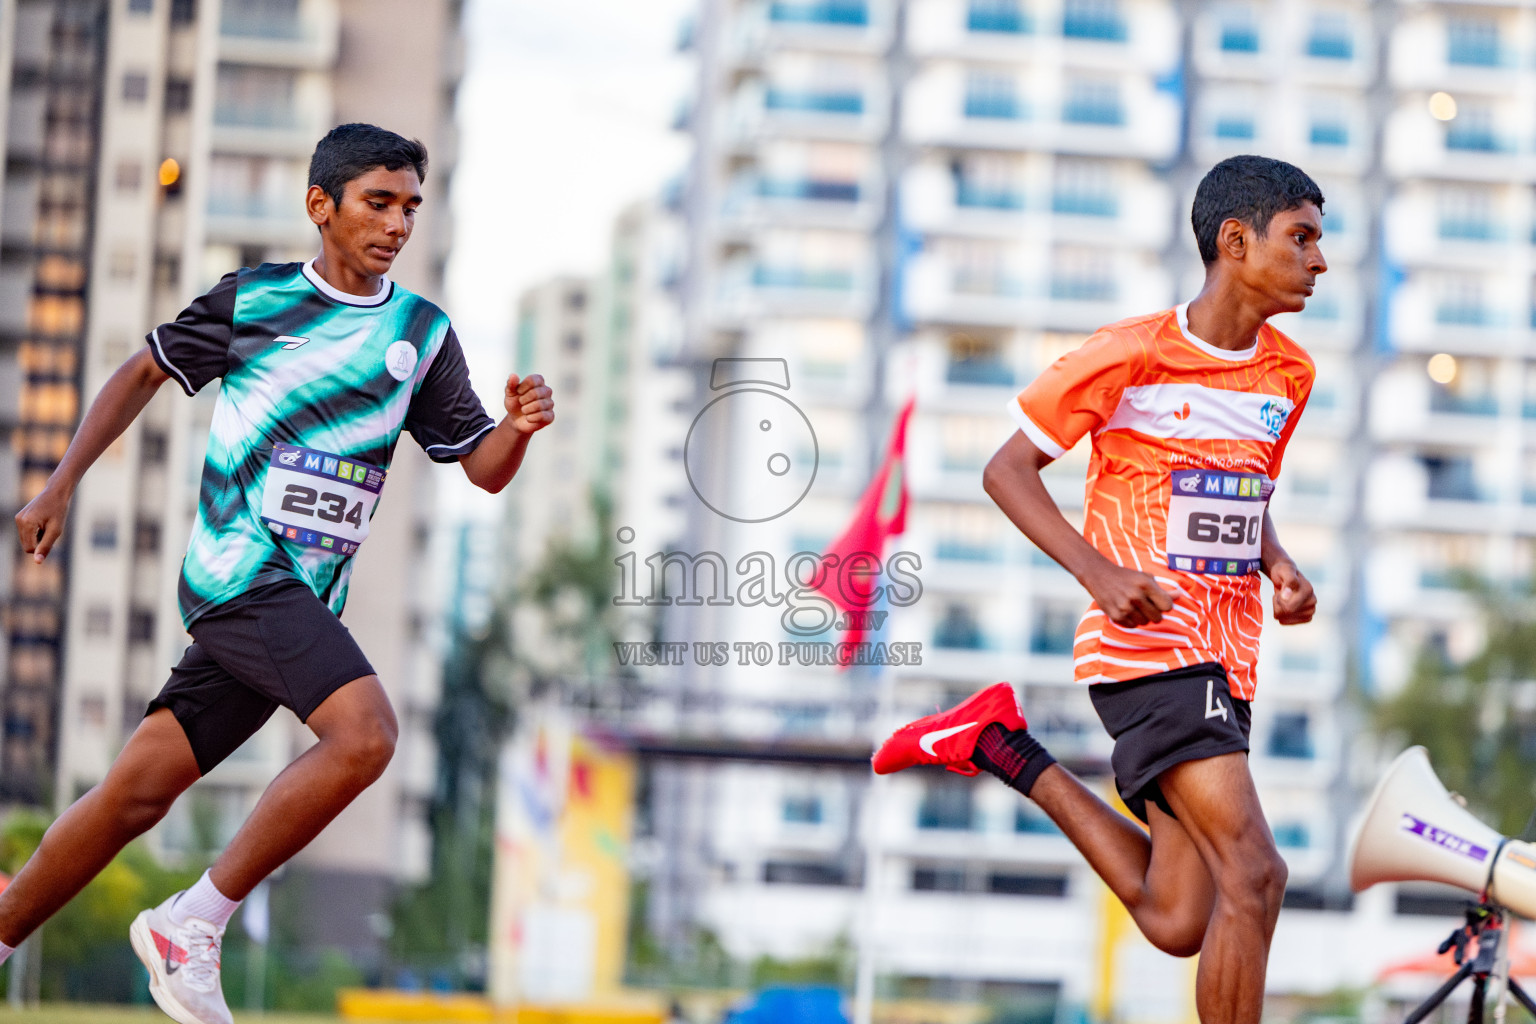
[260,444,385,555]
[1165,469,1269,576]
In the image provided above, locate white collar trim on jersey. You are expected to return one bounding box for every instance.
[1175,302,1259,362]
[302,258,392,307]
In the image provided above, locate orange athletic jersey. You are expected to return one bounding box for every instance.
[1010,305,1314,701]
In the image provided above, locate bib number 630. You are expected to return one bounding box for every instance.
[280,484,366,529]
[1188,512,1260,546]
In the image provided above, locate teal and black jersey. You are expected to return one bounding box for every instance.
[148,260,495,627]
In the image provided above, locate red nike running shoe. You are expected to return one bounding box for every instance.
[872,682,1026,776]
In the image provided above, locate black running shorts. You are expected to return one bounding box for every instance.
[1088,662,1252,824]
[147,577,377,775]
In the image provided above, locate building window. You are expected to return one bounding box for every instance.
[1061,0,1125,40]
[917,778,976,830]
[1052,158,1117,216]
[912,865,967,891]
[934,603,985,649]
[1268,712,1314,759]
[1214,114,1256,140]
[134,521,161,555]
[141,430,168,465]
[1446,106,1503,153]
[1062,78,1122,125]
[563,331,583,352]
[129,0,154,13]
[1447,16,1502,67]
[164,78,193,114]
[170,0,196,24]
[1219,16,1259,53]
[90,519,118,550]
[782,794,823,824]
[1306,12,1352,59]
[1049,246,1116,302]
[122,72,149,102]
[1029,603,1077,655]
[968,0,1029,34]
[762,860,848,885]
[989,873,1068,897]
[964,71,1023,120]
[1310,121,1348,147]
[1272,821,1311,848]
[128,609,156,643]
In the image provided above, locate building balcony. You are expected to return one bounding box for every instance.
[902,251,1170,331]
[729,0,893,59]
[714,259,875,323]
[204,196,314,247]
[900,163,1173,247]
[1368,365,1516,447]
[727,83,887,143]
[1384,192,1529,268]
[1385,277,1531,355]
[720,175,881,232]
[905,0,1179,73]
[210,106,327,157]
[217,0,338,69]
[1388,17,1522,95]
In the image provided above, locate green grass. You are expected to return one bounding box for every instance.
[0,1007,362,1024]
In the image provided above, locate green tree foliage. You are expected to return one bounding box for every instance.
[1374,580,1536,836]
[0,809,201,1002]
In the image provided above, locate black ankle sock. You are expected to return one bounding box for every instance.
[970,723,1056,797]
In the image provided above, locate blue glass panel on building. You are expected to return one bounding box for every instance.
[1220,24,1259,52]
[1052,191,1118,216]
[1310,122,1348,146]
[759,179,861,202]
[968,0,1029,33]
[956,182,1025,210]
[965,93,1024,119]
[765,89,865,114]
[769,1,869,26]
[1215,117,1255,140]
[1307,32,1352,58]
[1062,0,1126,40]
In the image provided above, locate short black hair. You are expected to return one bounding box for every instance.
[1191,155,1324,265]
[308,123,429,207]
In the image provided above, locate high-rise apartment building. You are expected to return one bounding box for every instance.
[0,0,465,963]
[622,0,1534,1012]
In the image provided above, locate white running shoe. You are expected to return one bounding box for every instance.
[129,892,233,1024]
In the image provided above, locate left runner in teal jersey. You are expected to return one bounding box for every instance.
[0,124,552,1024]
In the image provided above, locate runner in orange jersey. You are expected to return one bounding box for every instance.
[874,155,1324,1024]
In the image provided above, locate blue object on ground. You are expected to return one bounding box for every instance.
[723,986,849,1024]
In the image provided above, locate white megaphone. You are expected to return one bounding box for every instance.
[1350,745,1536,917]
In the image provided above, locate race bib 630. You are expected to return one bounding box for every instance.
[260,444,385,556]
[1166,469,1271,576]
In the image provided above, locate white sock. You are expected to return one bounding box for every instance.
[169,871,240,929]
[0,940,12,964]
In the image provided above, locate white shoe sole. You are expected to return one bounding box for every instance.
[129,912,211,1024]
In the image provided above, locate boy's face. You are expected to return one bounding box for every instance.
[308,165,421,277]
[1240,201,1327,314]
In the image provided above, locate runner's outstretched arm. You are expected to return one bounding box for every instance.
[15,348,170,563]
[1258,510,1316,625]
[458,372,554,493]
[983,430,1176,628]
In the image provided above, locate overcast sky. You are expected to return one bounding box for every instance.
[437,0,693,518]
[446,0,693,374]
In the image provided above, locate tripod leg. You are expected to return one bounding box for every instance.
[1472,973,1485,1024]
[1405,964,1475,1024]
[1506,979,1536,1020]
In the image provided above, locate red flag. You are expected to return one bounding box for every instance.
[814,397,915,648]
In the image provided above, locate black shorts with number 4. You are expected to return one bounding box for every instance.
[147,578,376,775]
[1089,662,1252,824]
